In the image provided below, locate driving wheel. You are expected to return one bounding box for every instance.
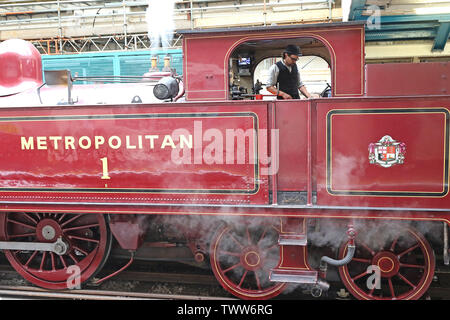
[1,212,112,289]
[210,220,286,299]
[338,224,435,300]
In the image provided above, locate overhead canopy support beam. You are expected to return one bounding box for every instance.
[354,13,450,50]
[366,29,437,41]
[433,21,450,51]
[349,0,366,21]
[356,13,450,24]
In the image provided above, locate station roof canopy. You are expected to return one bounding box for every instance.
[348,0,450,51]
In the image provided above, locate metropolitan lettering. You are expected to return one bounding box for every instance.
[20,134,193,151]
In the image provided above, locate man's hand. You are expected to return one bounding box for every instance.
[309,93,320,99]
[281,92,292,99]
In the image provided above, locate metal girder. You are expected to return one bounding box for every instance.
[354,12,450,49]
[376,22,439,31]
[31,33,183,54]
[356,13,450,23]
[433,21,450,51]
[365,29,437,41]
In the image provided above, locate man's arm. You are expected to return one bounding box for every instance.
[267,85,292,99]
[299,85,311,99]
[299,85,319,99]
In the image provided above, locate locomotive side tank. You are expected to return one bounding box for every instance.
[0,22,448,300]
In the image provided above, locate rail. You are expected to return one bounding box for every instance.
[0,285,234,300]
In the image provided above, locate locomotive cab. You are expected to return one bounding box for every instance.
[228,37,332,100]
[179,22,365,101]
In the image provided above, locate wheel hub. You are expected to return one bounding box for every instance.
[241,247,262,271]
[36,219,63,242]
[42,225,55,240]
[372,251,400,278]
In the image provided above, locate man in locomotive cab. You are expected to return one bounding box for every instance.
[266,44,318,99]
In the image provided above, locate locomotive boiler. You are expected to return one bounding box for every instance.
[0,21,449,300]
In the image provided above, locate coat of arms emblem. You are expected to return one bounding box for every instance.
[368,135,406,168]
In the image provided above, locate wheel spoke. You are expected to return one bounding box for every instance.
[238,270,248,288]
[388,278,396,298]
[357,240,376,256]
[257,226,268,244]
[60,214,83,228]
[24,251,38,267]
[50,252,56,271]
[352,257,371,264]
[390,237,399,252]
[69,252,79,264]
[67,234,100,244]
[397,272,416,289]
[246,227,252,246]
[39,251,46,271]
[9,232,36,239]
[351,270,369,281]
[63,223,99,232]
[400,263,425,269]
[7,218,36,230]
[397,243,420,258]
[59,255,68,268]
[222,262,242,274]
[254,271,262,290]
[228,233,245,250]
[22,213,38,225]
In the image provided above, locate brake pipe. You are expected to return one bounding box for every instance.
[319,226,357,277]
[93,251,135,285]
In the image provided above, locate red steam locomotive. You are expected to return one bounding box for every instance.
[0,21,449,300]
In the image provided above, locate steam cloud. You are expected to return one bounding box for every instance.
[146,0,175,49]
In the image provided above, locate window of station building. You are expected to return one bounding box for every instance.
[254,55,331,99]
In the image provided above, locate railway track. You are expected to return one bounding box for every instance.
[0,258,450,300]
[0,258,236,300]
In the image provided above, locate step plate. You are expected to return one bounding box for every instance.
[278,234,307,246]
[270,268,318,284]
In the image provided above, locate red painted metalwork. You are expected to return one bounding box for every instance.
[0,39,43,97]
[108,215,149,251]
[366,62,450,97]
[0,103,269,205]
[316,96,450,209]
[270,218,317,281]
[275,101,309,192]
